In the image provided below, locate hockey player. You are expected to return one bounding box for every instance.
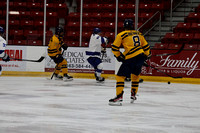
[109,19,151,106]
[85,28,108,82]
[0,26,10,75]
[47,27,73,81]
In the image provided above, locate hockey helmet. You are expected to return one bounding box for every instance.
[123,19,134,30]
[93,28,101,34]
[55,27,64,36]
[0,26,4,34]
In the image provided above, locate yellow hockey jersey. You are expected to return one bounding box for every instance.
[112,30,150,60]
[47,35,62,57]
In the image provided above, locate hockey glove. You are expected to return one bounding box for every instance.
[101,47,106,53]
[61,43,68,50]
[143,61,149,67]
[2,53,10,62]
[53,54,64,63]
[116,53,125,62]
[144,51,152,60]
[104,36,109,44]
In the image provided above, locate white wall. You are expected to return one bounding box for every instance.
[26,46,47,72]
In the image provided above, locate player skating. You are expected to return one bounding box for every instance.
[85,28,108,82]
[0,26,10,75]
[109,19,151,106]
[47,27,73,81]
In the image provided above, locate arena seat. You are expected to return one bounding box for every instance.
[13,40,27,45]
[25,30,40,40]
[20,20,34,30]
[161,33,179,44]
[46,12,58,26]
[139,4,152,13]
[0,19,6,28]
[81,42,89,47]
[184,44,198,50]
[28,40,43,46]
[118,4,128,13]
[13,2,27,11]
[178,33,194,44]
[173,22,191,33]
[190,23,200,33]
[27,2,41,11]
[56,3,68,18]
[68,12,80,21]
[190,33,200,44]
[66,31,80,41]
[82,22,91,31]
[92,22,103,29]
[168,43,183,50]
[185,13,200,23]
[104,22,115,31]
[9,30,24,40]
[65,41,79,47]
[19,11,31,20]
[102,13,115,21]
[31,11,44,21]
[46,3,55,12]
[9,20,20,29]
[153,43,168,49]
[103,4,115,12]
[66,21,80,31]
[90,13,102,21]
[34,21,48,31]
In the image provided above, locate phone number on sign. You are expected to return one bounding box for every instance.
[67,64,93,69]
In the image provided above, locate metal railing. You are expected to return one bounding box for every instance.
[137,11,162,36]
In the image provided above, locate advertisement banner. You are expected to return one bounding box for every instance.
[0,46,26,71]
[141,50,200,78]
[45,47,115,74]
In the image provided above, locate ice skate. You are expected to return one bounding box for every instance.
[125,77,131,82]
[96,76,105,82]
[130,90,137,103]
[63,74,73,81]
[139,78,143,83]
[109,91,124,106]
[53,74,63,80]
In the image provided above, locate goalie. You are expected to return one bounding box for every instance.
[47,27,73,81]
[0,26,10,75]
[85,28,108,82]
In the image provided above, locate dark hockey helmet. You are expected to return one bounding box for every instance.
[55,27,64,37]
[0,26,4,34]
[93,28,101,34]
[123,19,134,30]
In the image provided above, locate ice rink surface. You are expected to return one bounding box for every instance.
[0,76,200,133]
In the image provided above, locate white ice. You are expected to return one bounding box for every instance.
[0,76,200,133]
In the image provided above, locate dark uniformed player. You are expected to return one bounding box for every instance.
[109,19,151,106]
[47,27,73,81]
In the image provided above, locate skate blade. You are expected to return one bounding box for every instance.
[130,99,135,103]
[96,81,105,83]
[63,78,73,82]
[108,102,122,106]
[46,77,63,80]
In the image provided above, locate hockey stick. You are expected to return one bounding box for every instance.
[145,63,182,79]
[101,37,108,60]
[10,56,45,62]
[153,43,185,57]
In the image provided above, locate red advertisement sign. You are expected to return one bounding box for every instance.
[141,50,200,78]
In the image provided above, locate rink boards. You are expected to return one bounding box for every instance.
[0,46,200,84]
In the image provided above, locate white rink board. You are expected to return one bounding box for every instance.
[0,46,46,72]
